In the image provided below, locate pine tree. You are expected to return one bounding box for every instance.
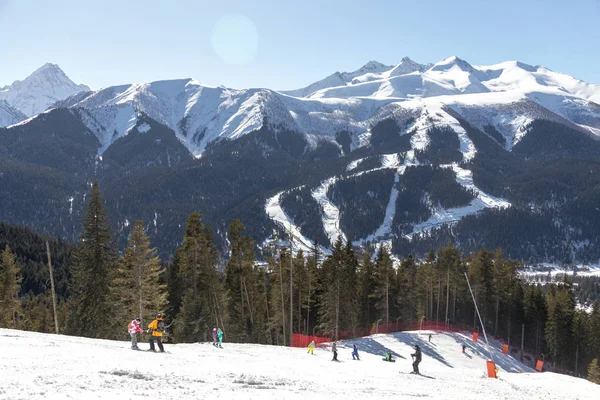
[174,212,228,343]
[113,221,166,333]
[572,310,590,375]
[397,254,418,322]
[165,249,184,322]
[224,219,257,342]
[67,182,118,338]
[373,246,395,324]
[545,280,576,368]
[317,237,344,338]
[588,358,600,384]
[358,252,377,327]
[0,245,22,328]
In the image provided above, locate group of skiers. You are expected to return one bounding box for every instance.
[128,314,166,352]
[128,315,226,352]
[308,340,423,374]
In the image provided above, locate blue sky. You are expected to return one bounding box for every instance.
[0,0,598,90]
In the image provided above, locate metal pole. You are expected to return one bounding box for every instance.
[464,272,495,364]
[376,319,382,334]
[396,317,401,332]
[289,224,293,347]
[46,241,59,334]
[521,323,525,361]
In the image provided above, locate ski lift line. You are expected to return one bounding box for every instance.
[464,272,495,365]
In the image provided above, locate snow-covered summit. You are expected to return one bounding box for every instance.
[0,63,90,117]
[11,56,600,158]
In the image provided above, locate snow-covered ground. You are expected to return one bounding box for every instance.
[1,328,596,400]
[522,263,600,279]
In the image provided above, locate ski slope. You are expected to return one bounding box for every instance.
[1,328,597,400]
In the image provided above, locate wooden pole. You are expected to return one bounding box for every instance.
[46,241,59,334]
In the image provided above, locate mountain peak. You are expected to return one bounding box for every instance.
[0,63,90,117]
[430,56,474,72]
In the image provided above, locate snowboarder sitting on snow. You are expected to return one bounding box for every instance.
[307,340,315,355]
[212,328,218,346]
[352,344,360,360]
[332,341,338,361]
[411,345,422,374]
[382,352,395,362]
[147,313,165,353]
[128,318,143,350]
[217,327,224,348]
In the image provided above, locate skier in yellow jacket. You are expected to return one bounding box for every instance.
[307,340,315,355]
[147,314,165,352]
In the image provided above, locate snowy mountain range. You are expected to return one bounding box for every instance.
[35,55,600,158]
[1,56,600,264]
[0,63,89,118]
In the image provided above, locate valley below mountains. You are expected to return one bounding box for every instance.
[1,56,600,264]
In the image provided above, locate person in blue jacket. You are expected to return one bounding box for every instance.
[352,344,360,360]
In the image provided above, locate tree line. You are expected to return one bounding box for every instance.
[1,181,599,384]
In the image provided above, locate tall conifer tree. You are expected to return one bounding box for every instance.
[0,245,22,328]
[67,182,118,338]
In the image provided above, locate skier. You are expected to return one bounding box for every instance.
[307,340,315,355]
[212,328,218,346]
[331,341,338,361]
[411,345,422,374]
[352,344,360,360]
[147,313,165,353]
[462,344,466,354]
[128,318,143,350]
[428,334,432,343]
[217,327,224,348]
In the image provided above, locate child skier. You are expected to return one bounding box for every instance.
[352,344,360,360]
[217,327,224,348]
[331,341,338,361]
[307,340,315,355]
[411,345,422,374]
[128,318,143,350]
[147,313,165,353]
[462,344,466,354]
[212,328,218,346]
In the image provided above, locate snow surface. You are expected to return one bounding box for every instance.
[1,328,597,400]
[38,55,599,159]
[404,164,511,239]
[264,191,325,254]
[0,63,89,117]
[312,177,347,245]
[0,99,26,127]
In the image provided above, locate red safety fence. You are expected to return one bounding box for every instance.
[291,320,471,347]
[291,333,329,348]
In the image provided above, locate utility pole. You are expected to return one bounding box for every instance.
[289,224,293,346]
[46,241,59,334]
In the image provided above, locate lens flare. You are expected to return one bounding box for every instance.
[211,14,259,65]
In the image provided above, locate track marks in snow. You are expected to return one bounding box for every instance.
[311,178,347,245]
[265,191,321,254]
[403,164,511,239]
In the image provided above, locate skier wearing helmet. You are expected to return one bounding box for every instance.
[147,313,165,353]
